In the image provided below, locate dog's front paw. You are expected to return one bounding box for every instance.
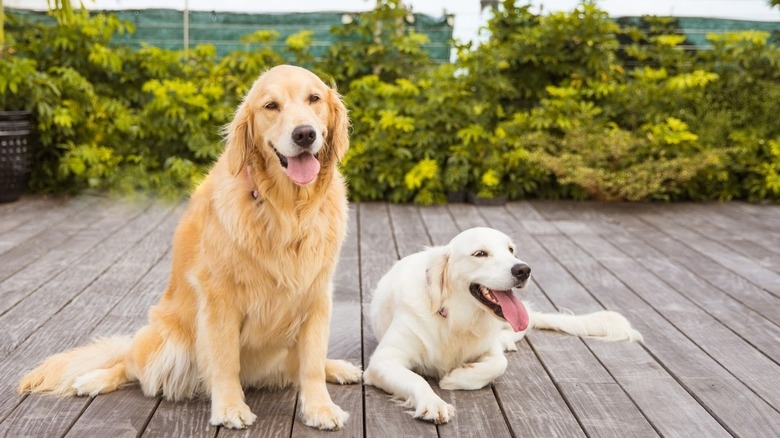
[413,397,454,424]
[302,402,349,430]
[210,401,257,429]
[326,359,362,384]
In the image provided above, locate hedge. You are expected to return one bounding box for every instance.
[2,0,779,202]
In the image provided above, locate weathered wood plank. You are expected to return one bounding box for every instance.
[446,203,486,231]
[1,212,180,436]
[292,206,364,437]
[493,203,731,437]
[593,204,780,326]
[66,390,160,438]
[220,388,297,438]
[0,198,109,282]
[66,252,173,438]
[0,196,43,219]
[0,197,72,236]
[358,203,400,311]
[0,202,175,359]
[569,234,780,407]
[2,198,780,437]
[726,202,780,233]
[529,205,780,436]
[0,203,180,428]
[493,339,586,438]
[418,205,459,246]
[3,228,170,438]
[590,214,780,364]
[388,204,429,258]
[650,203,780,272]
[637,208,780,297]
[435,386,513,438]
[504,201,558,235]
[0,197,98,255]
[0,199,152,315]
[142,397,214,438]
[514,283,657,436]
[328,206,363,364]
[449,203,658,437]
[359,203,437,438]
[0,395,88,438]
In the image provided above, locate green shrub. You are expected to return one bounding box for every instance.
[322,0,432,88]
[3,0,780,202]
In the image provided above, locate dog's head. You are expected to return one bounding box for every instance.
[225,65,349,187]
[429,227,531,332]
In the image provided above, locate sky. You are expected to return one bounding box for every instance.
[7,0,780,45]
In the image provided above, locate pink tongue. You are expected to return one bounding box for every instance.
[493,290,529,332]
[285,153,321,185]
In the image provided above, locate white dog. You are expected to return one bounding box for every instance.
[363,227,642,424]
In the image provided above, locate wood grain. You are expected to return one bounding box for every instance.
[1,197,779,437]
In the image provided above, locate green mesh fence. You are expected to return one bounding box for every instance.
[617,16,780,49]
[9,8,780,60]
[9,8,455,62]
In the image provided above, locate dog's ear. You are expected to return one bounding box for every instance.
[224,101,255,177]
[324,88,349,166]
[425,247,450,313]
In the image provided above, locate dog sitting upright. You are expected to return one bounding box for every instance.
[18,65,360,431]
[363,227,641,424]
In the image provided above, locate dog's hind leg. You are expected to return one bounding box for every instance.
[325,359,362,384]
[438,345,507,391]
[499,326,529,351]
[73,362,131,397]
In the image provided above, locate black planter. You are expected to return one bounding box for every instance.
[0,111,34,203]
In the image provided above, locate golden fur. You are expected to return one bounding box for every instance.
[18,65,361,430]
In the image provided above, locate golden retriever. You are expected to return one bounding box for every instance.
[18,65,362,430]
[363,227,641,424]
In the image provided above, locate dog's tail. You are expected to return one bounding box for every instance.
[17,335,134,397]
[530,310,643,342]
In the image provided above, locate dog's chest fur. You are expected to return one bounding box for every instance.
[417,311,502,377]
[216,186,345,290]
[189,170,347,346]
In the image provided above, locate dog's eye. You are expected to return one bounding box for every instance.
[264,101,278,110]
[509,247,515,254]
[472,250,488,258]
[309,94,321,103]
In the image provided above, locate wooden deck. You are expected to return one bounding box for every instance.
[0,195,779,437]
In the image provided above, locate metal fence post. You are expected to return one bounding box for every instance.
[183,0,189,56]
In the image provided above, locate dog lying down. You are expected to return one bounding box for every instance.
[363,227,642,424]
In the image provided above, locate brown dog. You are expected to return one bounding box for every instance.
[18,65,361,430]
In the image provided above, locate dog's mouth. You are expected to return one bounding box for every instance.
[273,146,321,185]
[469,283,529,332]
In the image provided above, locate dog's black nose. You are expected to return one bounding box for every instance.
[292,125,317,148]
[512,263,531,282]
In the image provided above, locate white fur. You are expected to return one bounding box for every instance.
[363,227,641,424]
[141,338,201,400]
[64,336,133,395]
